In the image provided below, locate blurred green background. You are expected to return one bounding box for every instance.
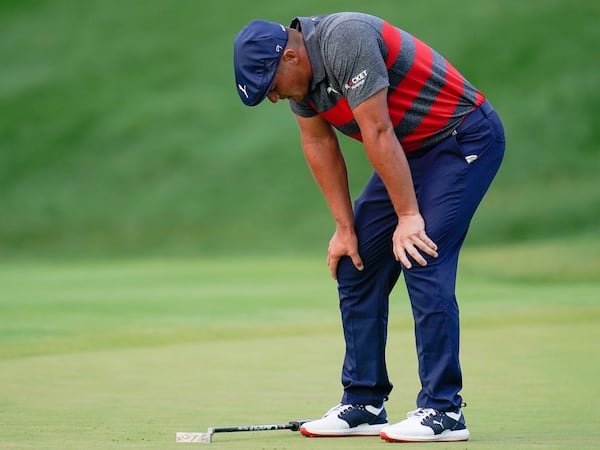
[1,0,598,260]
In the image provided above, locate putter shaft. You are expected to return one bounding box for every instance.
[176,420,308,443]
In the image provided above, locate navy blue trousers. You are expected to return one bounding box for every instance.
[337,101,505,412]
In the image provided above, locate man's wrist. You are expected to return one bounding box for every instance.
[335,222,355,232]
[396,210,420,218]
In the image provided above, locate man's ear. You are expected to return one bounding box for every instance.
[282,48,298,64]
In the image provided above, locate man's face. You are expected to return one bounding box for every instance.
[266,56,309,104]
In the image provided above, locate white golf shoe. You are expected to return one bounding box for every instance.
[380,407,470,442]
[300,403,388,437]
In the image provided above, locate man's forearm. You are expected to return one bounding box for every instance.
[351,89,419,218]
[301,137,354,230]
[362,125,419,218]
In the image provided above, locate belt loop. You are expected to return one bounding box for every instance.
[478,100,493,118]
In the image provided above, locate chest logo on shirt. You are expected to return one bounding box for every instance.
[344,70,368,90]
[327,85,341,96]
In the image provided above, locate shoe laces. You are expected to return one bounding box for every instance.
[406,407,437,420]
[323,403,350,418]
[323,403,367,418]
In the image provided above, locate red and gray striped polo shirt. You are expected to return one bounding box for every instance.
[289,13,485,153]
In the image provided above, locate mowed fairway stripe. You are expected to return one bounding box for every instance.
[0,320,598,449]
[0,252,598,449]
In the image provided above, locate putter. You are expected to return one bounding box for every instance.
[176,420,309,443]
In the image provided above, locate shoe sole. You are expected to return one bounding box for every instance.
[301,424,388,438]
[381,429,470,442]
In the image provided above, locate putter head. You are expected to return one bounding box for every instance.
[175,430,213,443]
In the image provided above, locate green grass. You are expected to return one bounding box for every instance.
[0,0,599,258]
[1,237,599,449]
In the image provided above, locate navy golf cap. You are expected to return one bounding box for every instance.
[234,19,288,106]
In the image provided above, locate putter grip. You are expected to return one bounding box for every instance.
[213,423,289,433]
[212,421,309,433]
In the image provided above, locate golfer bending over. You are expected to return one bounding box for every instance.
[233,12,505,442]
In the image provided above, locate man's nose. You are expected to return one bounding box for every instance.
[267,91,279,103]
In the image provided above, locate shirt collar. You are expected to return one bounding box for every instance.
[290,16,327,91]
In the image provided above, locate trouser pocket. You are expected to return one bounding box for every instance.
[453,105,505,165]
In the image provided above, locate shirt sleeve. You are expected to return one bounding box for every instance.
[321,18,390,110]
